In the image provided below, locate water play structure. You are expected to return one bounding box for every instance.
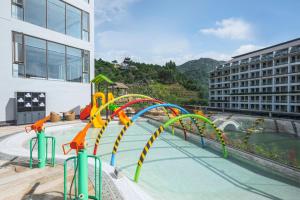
[25,115,56,169]
[23,74,229,200]
[92,98,193,155]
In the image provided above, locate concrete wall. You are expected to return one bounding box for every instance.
[0,0,95,122]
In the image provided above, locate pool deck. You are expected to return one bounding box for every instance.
[0,121,134,200]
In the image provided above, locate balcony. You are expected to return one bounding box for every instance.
[261,53,273,62]
[250,56,260,63]
[291,100,300,103]
[274,49,288,58]
[290,46,300,55]
[275,100,287,103]
[231,61,239,67]
[240,59,249,65]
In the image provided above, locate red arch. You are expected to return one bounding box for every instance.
[111,98,187,139]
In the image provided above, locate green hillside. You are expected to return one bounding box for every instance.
[94,59,205,105]
[177,58,224,98]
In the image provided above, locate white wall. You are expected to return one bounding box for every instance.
[0,0,95,122]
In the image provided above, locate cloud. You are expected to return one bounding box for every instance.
[234,44,263,55]
[200,18,253,40]
[95,0,139,25]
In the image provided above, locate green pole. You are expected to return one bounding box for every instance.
[134,165,141,183]
[37,131,46,168]
[78,149,89,200]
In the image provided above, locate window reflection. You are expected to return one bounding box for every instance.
[12,0,24,20]
[24,0,46,27]
[24,36,47,78]
[67,47,82,82]
[66,5,82,39]
[47,0,65,34]
[48,42,66,80]
[82,12,89,41]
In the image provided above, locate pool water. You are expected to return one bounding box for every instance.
[45,121,300,200]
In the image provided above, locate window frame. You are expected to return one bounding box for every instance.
[11,0,90,41]
[11,32,90,83]
[24,35,48,79]
[82,11,90,41]
[11,0,24,20]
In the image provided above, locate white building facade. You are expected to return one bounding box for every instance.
[0,0,94,124]
[209,38,300,117]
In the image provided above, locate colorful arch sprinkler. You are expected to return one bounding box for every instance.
[92,98,190,155]
[133,114,228,182]
[25,115,56,169]
[110,103,205,166]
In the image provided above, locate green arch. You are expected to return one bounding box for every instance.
[134,114,228,182]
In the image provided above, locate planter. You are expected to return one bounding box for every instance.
[50,112,61,122]
[64,111,75,121]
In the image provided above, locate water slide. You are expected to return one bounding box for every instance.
[90,92,106,128]
[89,92,130,128]
[80,104,92,120]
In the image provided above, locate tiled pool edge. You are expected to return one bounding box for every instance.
[0,122,154,200]
[147,118,300,185]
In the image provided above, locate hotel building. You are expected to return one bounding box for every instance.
[209,38,300,117]
[0,0,94,124]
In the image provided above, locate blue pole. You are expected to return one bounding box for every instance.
[111,153,116,166]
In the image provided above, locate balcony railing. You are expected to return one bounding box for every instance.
[290,46,300,54]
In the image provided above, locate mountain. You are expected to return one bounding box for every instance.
[177,58,224,98]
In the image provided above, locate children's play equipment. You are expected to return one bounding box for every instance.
[80,103,92,120]
[93,98,191,155]
[25,115,56,169]
[80,74,130,128]
[62,124,102,200]
[134,114,228,182]
[109,103,213,166]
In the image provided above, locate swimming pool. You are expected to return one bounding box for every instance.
[43,120,300,200]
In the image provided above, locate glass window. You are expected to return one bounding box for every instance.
[24,0,46,27]
[83,50,90,83]
[24,36,47,78]
[82,12,89,41]
[48,42,66,80]
[66,5,81,39]
[12,32,25,77]
[47,0,65,34]
[67,47,82,82]
[12,0,24,20]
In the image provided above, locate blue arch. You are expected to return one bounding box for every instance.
[131,103,204,145]
[110,103,205,166]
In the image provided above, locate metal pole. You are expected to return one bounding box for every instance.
[105,82,109,120]
[91,83,93,107]
[78,149,89,200]
[37,131,46,168]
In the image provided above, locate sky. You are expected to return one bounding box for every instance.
[94,0,300,65]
